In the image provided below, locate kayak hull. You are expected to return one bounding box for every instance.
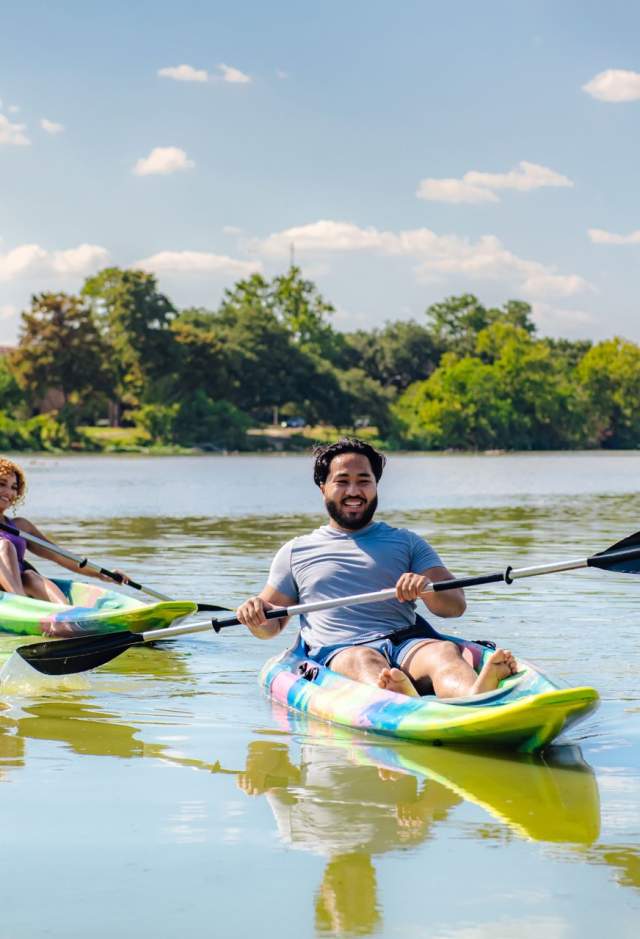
[0,579,197,637]
[259,636,599,754]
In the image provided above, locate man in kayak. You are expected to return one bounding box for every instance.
[236,438,516,698]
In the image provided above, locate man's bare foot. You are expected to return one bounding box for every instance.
[377,667,419,697]
[471,649,518,694]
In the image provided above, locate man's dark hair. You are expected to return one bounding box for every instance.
[312,437,386,487]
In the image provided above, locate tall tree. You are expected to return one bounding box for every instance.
[269,266,343,360]
[213,274,345,423]
[343,320,440,392]
[424,294,536,358]
[394,324,586,450]
[577,338,640,447]
[82,267,177,409]
[10,293,114,422]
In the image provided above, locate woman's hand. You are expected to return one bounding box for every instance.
[99,568,130,585]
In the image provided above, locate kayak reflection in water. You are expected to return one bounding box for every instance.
[0,457,130,604]
[236,738,462,936]
[236,437,517,698]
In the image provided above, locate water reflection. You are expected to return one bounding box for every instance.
[0,696,213,770]
[232,709,603,935]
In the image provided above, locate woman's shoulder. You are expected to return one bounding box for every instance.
[8,516,34,532]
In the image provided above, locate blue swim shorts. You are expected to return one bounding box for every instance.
[303,619,442,669]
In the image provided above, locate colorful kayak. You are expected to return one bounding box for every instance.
[259,633,599,753]
[0,579,197,637]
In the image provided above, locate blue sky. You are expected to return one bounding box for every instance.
[1,0,639,344]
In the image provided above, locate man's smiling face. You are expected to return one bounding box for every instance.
[321,452,378,531]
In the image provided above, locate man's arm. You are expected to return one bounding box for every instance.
[395,566,466,619]
[236,584,297,639]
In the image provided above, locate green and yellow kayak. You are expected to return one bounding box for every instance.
[0,579,197,637]
[259,633,599,753]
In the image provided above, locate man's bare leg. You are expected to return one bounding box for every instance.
[330,646,419,697]
[402,640,517,698]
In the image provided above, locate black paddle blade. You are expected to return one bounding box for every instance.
[17,631,144,676]
[589,531,640,574]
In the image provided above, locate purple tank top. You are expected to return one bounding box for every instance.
[0,526,27,572]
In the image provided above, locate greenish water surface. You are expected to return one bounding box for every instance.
[1,452,639,938]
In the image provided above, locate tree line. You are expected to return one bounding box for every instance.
[1,265,639,451]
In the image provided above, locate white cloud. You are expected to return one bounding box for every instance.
[276,69,288,80]
[0,304,17,320]
[40,118,64,135]
[417,161,573,204]
[217,63,251,84]
[583,69,640,102]
[417,179,499,204]
[158,64,209,83]
[532,302,596,330]
[0,114,30,146]
[0,243,109,282]
[588,227,640,245]
[133,146,194,176]
[51,244,109,274]
[135,250,261,276]
[223,225,243,235]
[8,104,19,114]
[254,219,591,299]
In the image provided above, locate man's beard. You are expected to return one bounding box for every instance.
[325,495,378,531]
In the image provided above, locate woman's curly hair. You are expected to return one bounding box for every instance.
[0,457,27,507]
[312,437,386,487]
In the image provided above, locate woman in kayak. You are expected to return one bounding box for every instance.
[0,457,128,603]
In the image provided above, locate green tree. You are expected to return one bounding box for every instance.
[425,294,536,358]
[336,368,395,436]
[213,275,345,423]
[477,323,587,449]
[576,338,640,447]
[394,324,586,450]
[82,267,177,411]
[0,356,23,412]
[133,392,251,450]
[342,320,440,392]
[170,315,232,401]
[393,354,511,449]
[10,293,114,424]
[269,266,344,360]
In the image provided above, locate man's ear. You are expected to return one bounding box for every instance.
[319,483,325,495]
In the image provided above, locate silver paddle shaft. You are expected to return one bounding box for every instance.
[139,587,401,643]
[137,543,640,645]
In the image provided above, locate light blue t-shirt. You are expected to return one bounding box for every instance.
[267,521,442,651]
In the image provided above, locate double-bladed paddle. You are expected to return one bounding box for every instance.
[0,520,228,612]
[14,530,640,676]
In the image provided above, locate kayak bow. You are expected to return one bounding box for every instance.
[0,579,197,637]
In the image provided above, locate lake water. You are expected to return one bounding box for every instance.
[1,452,639,938]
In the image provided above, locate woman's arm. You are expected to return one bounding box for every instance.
[14,518,129,582]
